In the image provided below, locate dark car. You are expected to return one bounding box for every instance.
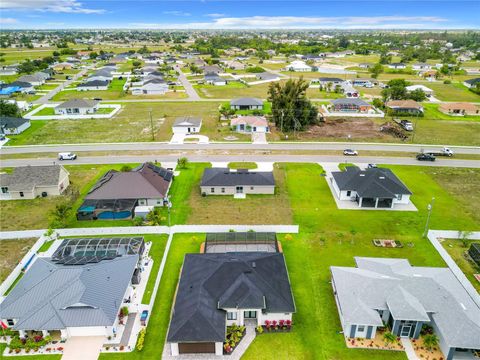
[367,163,377,168]
[416,153,436,162]
[93,98,102,101]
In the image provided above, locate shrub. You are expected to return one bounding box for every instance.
[256,326,263,334]
[133,216,144,226]
[443,79,451,84]
[120,165,132,172]
[136,328,146,351]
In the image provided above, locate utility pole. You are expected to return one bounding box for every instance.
[149,109,155,141]
[423,197,435,238]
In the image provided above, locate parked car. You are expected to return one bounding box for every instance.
[140,310,149,326]
[66,75,72,80]
[93,98,102,101]
[343,149,358,156]
[367,163,377,168]
[416,153,436,162]
[58,152,77,160]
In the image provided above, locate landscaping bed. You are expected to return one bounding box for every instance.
[223,324,246,355]
[372,239,404,248]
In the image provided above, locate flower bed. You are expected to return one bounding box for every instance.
[256,320,292,334]
[223,324,246,355]
[372,239,403,248]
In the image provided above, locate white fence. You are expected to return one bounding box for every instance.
[24,104,121,120]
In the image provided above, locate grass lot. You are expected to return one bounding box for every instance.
[426,82,480,102]
[441,239,480,292]
[141,234,169,304]
[3,120,48,146]
[34,107,56,116]
[195,82,272,99]
[0,238,37,282]
[413,118,480,146]
[422,103,480,122]
[100,163,480,360]
[228,162,258,169]
[37,240,54,253]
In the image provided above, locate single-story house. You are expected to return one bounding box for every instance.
[230,97,264,111]
[223,60,245,70]
[388,63,406,70]
[172,116,202,134]
[0,165,70,200]
[340,82,359,98]
[77,80,109,91]
[358,63,372,69]
[131,79,169,95]
[6,100,31,112]
[54,99,99,115]
[231,116,269,133]
[331,257,480,360]
[167,252,295,356]
[77,163,173,220]
[330,166,412,209]
[0,116,31,135]
[314,77,344,87]
[52,62,73,71]
[204,73,227,86]
[9,81,35,93]
[202,65,222,74]
[352,79,374,87]
[200,168,275,195]
[0,237,144,339]
[330,98,372,113]
[255,72,279,81]
[406,84,434,96]
[286,61,312,72]
[439,102,480,116]
[412,63,432,71]
[463,78,480,88]
[17,74,45,86]
[385,100,424,115]
[0,65,18,76]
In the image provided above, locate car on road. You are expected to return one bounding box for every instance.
[416,153,436,162]
[93,98,102,101]
[343,149,358,156]
[425,147,454,157]
[66,76,72,80]
[58,152,77,160]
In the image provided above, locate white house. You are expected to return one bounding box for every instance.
[286,60,312,72]
[204,73,227,86]
[172,116,202,134]
[406,84,434,97]
[55,99,99,115]
[388,63,406,70]
[412,63,432,71]
[231,116,269,133]
[131,79,168,95]
[77,80,109,91]
[0,117,31,135]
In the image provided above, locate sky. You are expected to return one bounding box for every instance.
[0,0,479,30]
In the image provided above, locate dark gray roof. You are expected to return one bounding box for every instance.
[0,116,29,130]
[318,77,343,82]
[255,72,278,80]
[86,162,172,200]
[331,166,411,198]
[0,255,138,330]
[331,257,480,350]
[230,98,263,106]
[173,116,202,127]
[78,80,109,87]
[56,99,98,109]
[465,78,480,85]
[204,73,225,82]
[167,252,295,343]
[10,81,33,88]
[0,165,67,192]
[331,98,371,107]
[201,168,275,187]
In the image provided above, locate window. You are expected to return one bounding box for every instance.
[19,192,24,197]
[250,187,254,190]
[211,188,215,193]
[397,194,403,200]
[227,312,237,320]
[346,191,351,196]
[221,188,225,193]
[7,319,14,326]
[1,187,8,194]
[357,326,365,332]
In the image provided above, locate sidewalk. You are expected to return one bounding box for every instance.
[400,338,419,360]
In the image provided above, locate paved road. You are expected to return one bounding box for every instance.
[2,155,479,168]
[33,66,91,104]
[2,141,479,155]
[174,64,200,100]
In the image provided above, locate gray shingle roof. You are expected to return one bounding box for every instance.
[56,99,98,109]
[173,116,202,128]
[331,166,412,198]
[0,255,138,330]
[0,165,66,192]
[0,117,29,130]
[201,168,275,187]
[78,80,109,87]
[255,72,278,80]
[331,257,480,349]
[465,78,480,85]
[331,98,371,107]
[230,98,263,106]
[167,253,295,343]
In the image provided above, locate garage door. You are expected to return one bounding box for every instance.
[178,342,215,354]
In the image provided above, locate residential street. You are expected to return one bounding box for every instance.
[174,64,200,100]
[2,141,479,154]
[2,154,479,168]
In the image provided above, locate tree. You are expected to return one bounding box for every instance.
[132,60,141,68]
[0,100,21,117]
[423,334,439,351]
[120,165,132,172]
[268,78,318,133]
[382,331,396,347]
[370,63,383,78]
[381,79,410,101]
[372,98,384,109]
[409,89,427,102]
[49,202,72,228]
[177,157,189,169]
[89,52,98,59]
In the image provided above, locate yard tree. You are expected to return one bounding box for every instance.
[268,78,318,132]
[423,334,439,351]
[177,157,189,169]
[0,100,20,117]
[381,79,410,101]
[409,88,427,102]
[370,63,383,78]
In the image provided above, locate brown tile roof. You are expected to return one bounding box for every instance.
[439,102,479,112]
[385,100,423,110]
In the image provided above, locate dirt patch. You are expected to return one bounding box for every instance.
[300,118,394,140]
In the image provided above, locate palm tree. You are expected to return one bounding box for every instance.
[423,334,439,351]
[383,331,396,348]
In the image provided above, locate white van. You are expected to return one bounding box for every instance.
[58,152,77,160]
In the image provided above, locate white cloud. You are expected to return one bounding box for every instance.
[129,15,450,29]
[162,10,191,16]
[0,17,18,24]
[0,0,105,14]
[205,13,226,18]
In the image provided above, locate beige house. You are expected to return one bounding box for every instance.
[200,168,275,196]
[439,102,480,116]
[0,165,70,200]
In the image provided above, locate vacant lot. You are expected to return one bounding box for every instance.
[0,238,37,282]
[441,239,480,293]
[426,82,480,102]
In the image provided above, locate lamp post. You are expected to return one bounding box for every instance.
[423,197,435,238]
[167,197,172,227]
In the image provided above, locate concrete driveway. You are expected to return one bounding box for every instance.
[62,336,104,360]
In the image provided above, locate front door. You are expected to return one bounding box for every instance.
[236,186,243,194]
[244,311,257,319]
[400,324,412,337]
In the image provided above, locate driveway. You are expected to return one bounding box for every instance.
[169,134,209,144]
[174,65,200,100]
[62,336,104,360]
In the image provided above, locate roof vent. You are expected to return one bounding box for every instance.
[379,176,385,180]
[359,174,366,177]
[252,262,256,268]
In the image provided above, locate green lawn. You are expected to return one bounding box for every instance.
[4,120,48,146]
[228,162,258,169]
[141,234,169,304]
[34,107,56,116]
[37,240,54,253]
[426,82,480,102]
[441,239,480,293]
[422,103,480,122]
